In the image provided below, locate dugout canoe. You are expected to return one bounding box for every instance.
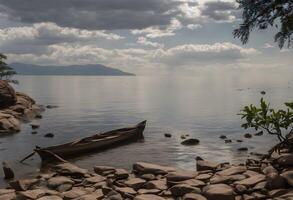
[32,120,146,161]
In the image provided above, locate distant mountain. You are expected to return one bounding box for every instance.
[10,63,135,76]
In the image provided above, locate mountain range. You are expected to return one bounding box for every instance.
[10,63,135,76]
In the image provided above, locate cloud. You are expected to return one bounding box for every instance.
[6,42,260,70]
[0,0,182,30]
[186,24,202,30]
[200,1,239,22]
[131,18,182,38]
[151,42,260,66]
[0,22,123,54]
[137,37,164,48]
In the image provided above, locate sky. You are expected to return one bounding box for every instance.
[0,0,292,74]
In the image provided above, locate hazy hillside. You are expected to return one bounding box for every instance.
[10,63,135,76]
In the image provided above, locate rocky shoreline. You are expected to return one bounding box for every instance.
[0,152,292,200]
[0,80,44,135]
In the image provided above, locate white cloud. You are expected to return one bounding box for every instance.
[131,18,182,38]
[136,37,164,48]
[186,24,202,30]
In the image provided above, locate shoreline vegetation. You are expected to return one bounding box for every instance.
[0,81,293,200]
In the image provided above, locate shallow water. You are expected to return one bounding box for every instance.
[0,69,292,186]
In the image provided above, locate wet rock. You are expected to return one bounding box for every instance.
[0,80,16,109]
[94,166,115,175]
[225,139,232,143]
[244,133,252,138]
[133,162,175,175]
[46,105,58,109]
[238,147,248,151]
[203,184,235,200]
[265,171,286,189]
[164,133,172,138]
[236,140,243,143]
[277,154,293,168]
[196,157,218,171]
[183,193,207,200]
[134,194,165,200]
[31,131,38,134]
[140,174,155,181]
[30,123,40,129]
[2,161,14,179]
[282,170,293,187]
[44,133,54,138]
[254,131,263,136]
[181,135,186,139]
[260,91,266,95]
[181,138,200,145]
[169,184,201,196]
[219,135,227,139]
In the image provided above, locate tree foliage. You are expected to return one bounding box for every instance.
[239,98,293,142]
[233,0,293,48]
[0,53,18,84]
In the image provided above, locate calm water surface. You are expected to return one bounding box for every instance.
[0,69,292,186]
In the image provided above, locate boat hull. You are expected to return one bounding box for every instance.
[35,121,146,161]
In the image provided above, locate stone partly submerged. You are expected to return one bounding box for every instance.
[0,80,44,135]
[1,153,292,200]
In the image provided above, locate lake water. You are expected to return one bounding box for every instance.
[0,68,292,186]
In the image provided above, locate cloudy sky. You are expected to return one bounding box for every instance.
[0,0,291,74]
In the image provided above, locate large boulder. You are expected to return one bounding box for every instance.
[0,112,20,134]
[0,80,16,109]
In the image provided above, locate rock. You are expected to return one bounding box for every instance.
[54,163,88,177]
[37,195,63,200]
[175,179,205,188]
[30,123,40,129]
[235,174,265,187]
[265,172,286,189]
[235,184,247,194]
[169,184,201,196]
[203,184,235,200]
[225,139,232,143]
[2,161,14,179]
[254,131,263,136]
[114,186,137,196]
[166,171,197,182]
[196,158,218,171]
[114,169,129,180]
[277,154,293,168]
[236,140,243,143]
[46,105,58,109]
[244,133,252,138]
[282,170,293,187]
[31,131,38,134]
[74,190,103,200]
[260,91,266,95]
[183,193,207,200]
[196,173,212,182]
[9,178,39,191]
[62,187,89,199]
[217,166,247,176]
[0,192,16,200]
[124,178,146,190]
[0,80,16,109]
[210,175,231,184]
[137,189,161,195]
[48,176,74,188]
[164,133,172,138]
[133,162,175,175]
[144,179,167,190]
[18,189,58,199]
[57,183,72,192]
[134,194,165,200]
[181,135,186,139]
[238,147,248,151]
[94,166,116,175]
[44,133,54,138]
[84,175,106,184]
[140,174,155,181]
[0,112,20,134]
[181,138,200,145]
[219,135,227,139]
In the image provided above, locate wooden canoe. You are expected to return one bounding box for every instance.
[34,120,146,161]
